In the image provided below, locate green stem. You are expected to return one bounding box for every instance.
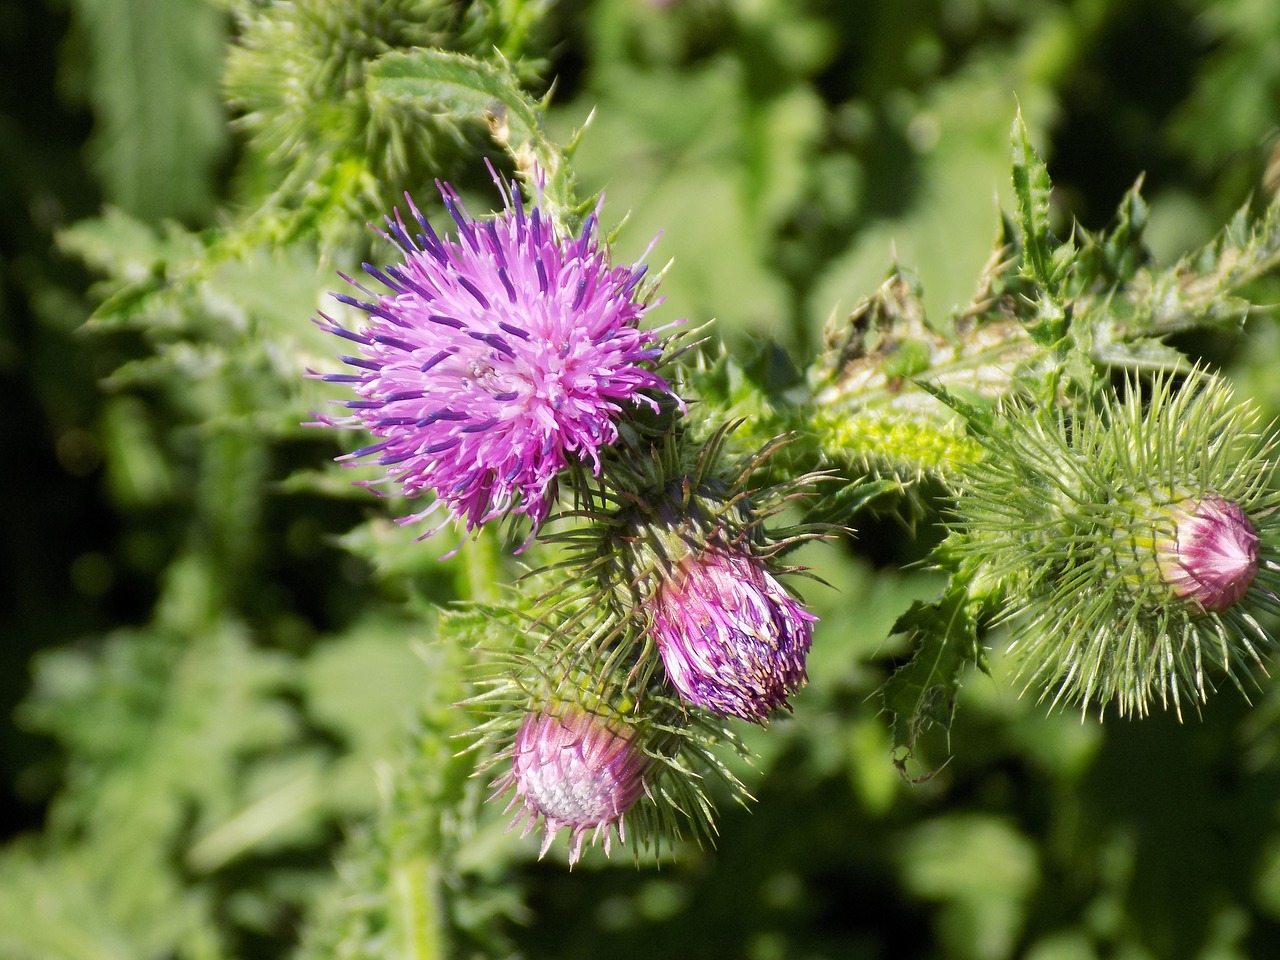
[393,855,446,960]
[463,527,503,604]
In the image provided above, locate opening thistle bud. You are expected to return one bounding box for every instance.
[650,539,816,723]
[1155,496,1261,612]
[497,705,649,865]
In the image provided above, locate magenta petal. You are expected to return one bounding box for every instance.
[1157,495,1261,613]
[497,707,649,866]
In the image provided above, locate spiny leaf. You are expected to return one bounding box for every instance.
[1090,335,1193,375]
[881,584,981,757]
[815,477,904,525]
[369,49,583,225]
[370,49,543,140]
[1117,190,1280,338]
[913,379,997,436]
[1009,110,1057,292]
[1100,176,1150,285]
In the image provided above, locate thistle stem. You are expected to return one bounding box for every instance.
[464,527,502,604]
[392,855,446,960]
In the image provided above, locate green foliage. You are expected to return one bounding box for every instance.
[368,49,589,228]
[1010,110,1062,296]
[882,581,984,770]
[223,0,554,251]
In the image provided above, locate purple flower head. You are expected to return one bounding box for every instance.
[1157,495,1261,612]
[310,172,673,542]
[651,540,817,723]
[496,705,649,865]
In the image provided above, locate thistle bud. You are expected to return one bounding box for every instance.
[651,540,816,722]
[1156,496,1260,612]
[944,373,1280,716]
[571,427,822,723]
[498,705,649,865]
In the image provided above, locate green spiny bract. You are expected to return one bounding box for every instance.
[944,371,1280,718]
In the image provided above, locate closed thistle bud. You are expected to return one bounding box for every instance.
[946,373,1280,717]
[497,705,649,865]
[651,539,815,722]
[1155,496,1260,613]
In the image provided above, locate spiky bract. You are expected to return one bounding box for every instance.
[311,174,672,541]
[948,372,1280,717]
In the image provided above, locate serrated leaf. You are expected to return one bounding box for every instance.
[1101,176,1150,284]
[881,586,980,752]
[370,49,543,141]
[1009,110,1056,291]
[817,477,904,524]
[914,379,997,435]
[57,208,195,281]
[369,49,583,225]
[1118,191,1280,338]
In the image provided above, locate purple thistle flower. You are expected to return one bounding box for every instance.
[496,706,649,865]
[651,540,816,723]
[310,174,672,540]
[1156,495,1261,613]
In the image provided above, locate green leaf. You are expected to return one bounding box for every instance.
[370,49,542,141]
[1009,110,1056,291]
[369,49,582,225]
[1090,335,1193,375]
[881,584,981,756]
[68,0,226,221]
[813,477,904,526]
[913,379,997,436]
[1101,177,1150,284]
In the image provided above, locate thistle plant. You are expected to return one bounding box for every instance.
[311,145,819,860]
[302,66,1280,860]
[29,2,1280,956]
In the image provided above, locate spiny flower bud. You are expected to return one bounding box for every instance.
[309,169,672,542]
[651,540,816,722]
[600,465,819,724]
[946,372,1280,717]
[496,705,649,865]
[1155,496,1260,612]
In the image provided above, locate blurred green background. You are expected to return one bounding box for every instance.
[5,1,1280,958]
